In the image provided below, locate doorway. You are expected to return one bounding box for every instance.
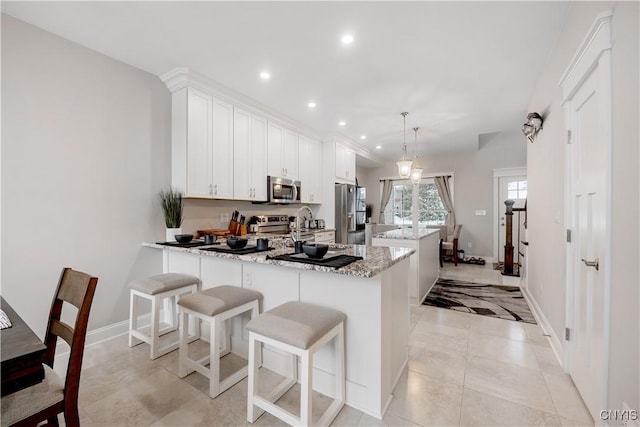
[493,168,527,264]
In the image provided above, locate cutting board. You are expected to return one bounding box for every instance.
[197,229,231,238]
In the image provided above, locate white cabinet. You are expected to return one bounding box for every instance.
[172,87,233,199]
[211,98,234,199]
[314,230,335,244]
[298,136,322,203]
[335,142,356,184]
[185,88,213,198]
[267,122,284,178]
[267,122,298,180]
[283,129,299,180]
[233,108,267,201]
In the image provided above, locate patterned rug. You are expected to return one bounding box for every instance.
[423,278,536,324]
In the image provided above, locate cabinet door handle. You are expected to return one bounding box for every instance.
[581,258,599,271]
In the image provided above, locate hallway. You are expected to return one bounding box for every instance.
[392,263,594,426]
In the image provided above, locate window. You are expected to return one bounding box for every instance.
[418,181,448,226]
[507,180,527,200]
[382,178,450,227]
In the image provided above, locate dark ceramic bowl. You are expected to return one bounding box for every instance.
[174,234,194,244]
[302,243,329,259]
[226,237,248,249]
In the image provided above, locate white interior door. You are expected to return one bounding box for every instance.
[567,63,608,420]
[497,175,527,262]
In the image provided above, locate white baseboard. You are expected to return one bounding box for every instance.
[521,287,564,366]
[55,314,149,360]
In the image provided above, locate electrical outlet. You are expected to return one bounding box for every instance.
[244,272,252,286]
[468,242,472,248]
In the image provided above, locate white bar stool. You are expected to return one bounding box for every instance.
[246,301,346,427]
[128,273,200,359]
[177,285,262,398]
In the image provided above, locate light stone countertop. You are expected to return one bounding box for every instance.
[372,227,440,240]
[143,239,413,278]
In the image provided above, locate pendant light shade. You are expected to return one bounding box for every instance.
[397,160,413,179]
[410,127,423,184]
[397,112,413,178]
[410,167,423,184]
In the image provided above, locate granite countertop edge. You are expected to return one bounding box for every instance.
[372,227,440,240]
[142,242,414,278]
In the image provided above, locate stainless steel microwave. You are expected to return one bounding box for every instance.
[267,176,301,204]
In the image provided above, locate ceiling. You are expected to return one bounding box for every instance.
[2,1,568,164]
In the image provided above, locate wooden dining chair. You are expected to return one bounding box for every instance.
[439,224,462,267]
[1,268,98,427]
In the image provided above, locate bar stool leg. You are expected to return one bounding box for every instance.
[150,295,160,359]
[128,292,138,347]
[209,316,221,398]
[300,351,313,426]
[250,300,262,368]
[247,333,263,423]
[335,323,345,403]
[178,310,192,378]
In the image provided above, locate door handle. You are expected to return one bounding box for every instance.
[581,258,599,271]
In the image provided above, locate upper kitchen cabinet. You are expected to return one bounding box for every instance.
[335,142,356,184]
[298,136,322,203]
[267,123,299,180]
[234,108,267,201]
[170,86,234,199]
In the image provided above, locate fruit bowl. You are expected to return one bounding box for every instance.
[174,234,194,244]
[302,243,329,259]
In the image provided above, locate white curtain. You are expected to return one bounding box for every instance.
[434,176,455,234]
[379,179,393,224]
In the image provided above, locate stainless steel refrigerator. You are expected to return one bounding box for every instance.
[335,184,366,244]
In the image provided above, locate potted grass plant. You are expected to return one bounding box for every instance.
[159,188,184,241]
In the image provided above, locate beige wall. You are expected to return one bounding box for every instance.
[1,15,170,335]
[526,1,639,419]
[361,130,526,258]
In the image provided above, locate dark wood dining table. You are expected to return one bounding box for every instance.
[1,297,46,396]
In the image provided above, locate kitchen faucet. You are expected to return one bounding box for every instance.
[292,205,314,242]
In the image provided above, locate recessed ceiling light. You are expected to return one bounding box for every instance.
[308,101,317,109]
[376,145,382,150]
[259,71,271,80]
[341,34,354,45]
[360,135,367,140]
[338,121,346,126]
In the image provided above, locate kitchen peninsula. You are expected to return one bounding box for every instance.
[143,241,413,418]
[372,228,440,304]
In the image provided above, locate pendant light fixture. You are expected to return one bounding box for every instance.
[410,127,423,184]
[396,112,413,178]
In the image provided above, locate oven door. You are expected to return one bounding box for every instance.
[268,177,301,204]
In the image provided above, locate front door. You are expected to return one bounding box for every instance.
[497,175,527,262]
[563,13,612,420]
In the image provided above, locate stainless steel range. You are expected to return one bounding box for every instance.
[252,215,290,234]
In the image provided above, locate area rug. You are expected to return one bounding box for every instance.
[423,278,536,324]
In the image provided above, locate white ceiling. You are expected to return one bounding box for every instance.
[2,1,567,164]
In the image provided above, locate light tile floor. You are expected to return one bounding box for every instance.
[60,263,594,426]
